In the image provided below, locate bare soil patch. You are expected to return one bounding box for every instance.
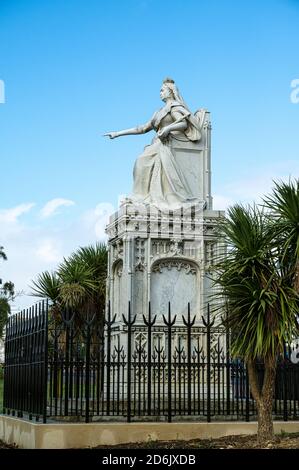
[2,432,299,449]
[95,432,299,449]
[0,441,17,449]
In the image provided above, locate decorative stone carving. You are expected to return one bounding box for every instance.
[112,240,124,261]
[135,238,146,272]
[152,239,183,258]
[112,260,123,318]
[152,260,197,275]
[169,238,183,255]
[116,265,123,277]
[205,241,216,268]
[134,331,147,351]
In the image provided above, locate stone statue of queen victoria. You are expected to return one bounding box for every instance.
[104,78,207,209]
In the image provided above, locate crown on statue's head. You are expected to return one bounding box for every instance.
[163,77,175,84]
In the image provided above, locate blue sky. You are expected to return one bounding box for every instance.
[0,0,299,309]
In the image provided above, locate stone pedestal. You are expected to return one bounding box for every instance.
[106,203,224,347]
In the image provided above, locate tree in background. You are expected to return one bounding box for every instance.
[30,242,108,331]
[0,247,15,338]
[0,246,7,262]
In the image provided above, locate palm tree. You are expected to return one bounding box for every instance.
[30,271,62,320]
[213,204,299,442]
[66,243,107,324]
[30,243,108,327]
[30,244,108,395]
[263,179,299,292]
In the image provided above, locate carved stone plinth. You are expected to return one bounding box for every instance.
[105,201,224,350]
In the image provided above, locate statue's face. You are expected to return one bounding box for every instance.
[160,84,172,101]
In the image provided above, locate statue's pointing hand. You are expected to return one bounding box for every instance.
[103,132,119,139]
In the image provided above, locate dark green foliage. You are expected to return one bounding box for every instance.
[0,298,10,338]
[213,183,299,441]
[0,246,14,338]
[31,271,61,301]
[30,242,108,323]
[214,204,299,360]
[0,247,7,261]
[264,179,299,290]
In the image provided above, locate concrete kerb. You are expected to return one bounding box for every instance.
[1,416,299,449]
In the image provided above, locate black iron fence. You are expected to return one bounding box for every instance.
[3,301,299,423]
[3,302,48,421]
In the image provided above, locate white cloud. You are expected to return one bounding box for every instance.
[0,200,116,311]
[35,239,62,263]
[224,176,275,203]
[0,203,35,223]
[83,202,115,239]
[212,194,233,211]
[214,162,299,210]
[40,198,75,218]
[95,203,115,238]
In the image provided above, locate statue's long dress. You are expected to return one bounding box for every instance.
[132,102,202,208]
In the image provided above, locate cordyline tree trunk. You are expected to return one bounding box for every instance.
[247,355,277,442]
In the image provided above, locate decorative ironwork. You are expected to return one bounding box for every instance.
[3,301,299,424]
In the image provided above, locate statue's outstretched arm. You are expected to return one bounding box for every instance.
[103,120,153,139]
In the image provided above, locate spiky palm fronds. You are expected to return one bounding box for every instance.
[30,271,61,302]
[214,204,299,361]
[68,243,107,296]
[263,179,299,291]
[30,244,107,318]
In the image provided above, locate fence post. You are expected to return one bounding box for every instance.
[202,304,215,423]
[123,301,136,423]
[143,302,156,416]
[85,309,98,423]
[104,301,114,416]
[34,305,40,421]
[163,303,176,423]
[43,300,49,423]
[283,352,288,422]
[64,324,70,417]
[225,307,231,416]
[85,322,91,423]
[183,303,196,416]
[61,306,75,418]
[2,316,9,414]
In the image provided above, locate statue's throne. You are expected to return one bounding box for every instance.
[170,109,212,210]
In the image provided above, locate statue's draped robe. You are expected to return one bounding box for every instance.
[132,101,202,208]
